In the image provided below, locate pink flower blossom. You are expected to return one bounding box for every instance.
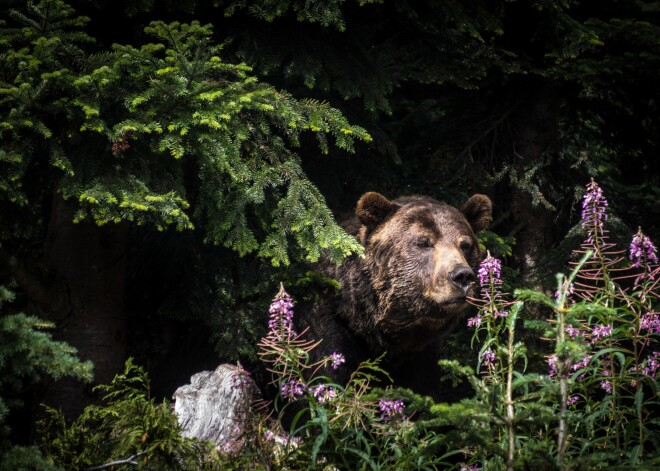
[640,312,660,334]
[567,395,579,406]
[565,325,583,338]
[630,230,659,268]
[281,380,306,400]
[482,348,496,373]
[494,309,508,319]
[641,352,660,379]
[267,289,296,338]
[329,352,345,369]
[310,384,338,403]
[478,253,502,287]
[600,380,613,394]
[379,399,405,421]
[467,315,482,328]
[591,324,612,343]
[581,181,608,233]
[548,354,559,377]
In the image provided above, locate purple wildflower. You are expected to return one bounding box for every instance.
[641,352,660,379]
[268,287,296,337]
[379,399,405,421]
[567,395,579,406]
[310,384,338,404]
[591,324,612,344]
[565,325,583,338]
[329,352,345,370]
[630,229,659,269]
[467,315,482,328]
[554,282,575,301]
[460,465,480,471]
[600,380,613,394]
[481,348,496,373]
[581,180,609,232]
[571,354,592,373]
[478,252,502,287]
[630,229,658,290]
[494,309,508,319]
[547,354,559,378]
[640,312,660,334]
[280,380,306,400]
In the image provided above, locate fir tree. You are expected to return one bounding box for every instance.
[0,0,369,417]
[0,285,92,471]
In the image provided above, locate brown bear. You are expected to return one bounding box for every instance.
[295,191,493,391]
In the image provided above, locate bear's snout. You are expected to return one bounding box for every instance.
[448,265,476,296]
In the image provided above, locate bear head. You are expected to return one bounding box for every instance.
[355,192,492,354]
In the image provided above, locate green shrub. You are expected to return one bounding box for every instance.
[0,286,92,471]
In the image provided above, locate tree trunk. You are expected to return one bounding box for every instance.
[510,91,559,294]
[39,196,129,418]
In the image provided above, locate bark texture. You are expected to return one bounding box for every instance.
[40,196,130,418]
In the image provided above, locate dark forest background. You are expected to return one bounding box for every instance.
[1,0,659,445]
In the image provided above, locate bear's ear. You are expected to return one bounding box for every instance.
[461,194,493,233]
[356,192,399,229]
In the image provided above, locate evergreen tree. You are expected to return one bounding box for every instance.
[0,285,92,471]
[0,0,368,417]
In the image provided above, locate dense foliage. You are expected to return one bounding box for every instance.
[40,360,223,471]
[2,0,660,467]
[1,1,368,266]
[0,286,92,471]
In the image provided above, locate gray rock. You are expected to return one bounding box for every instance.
[173,363,259,452]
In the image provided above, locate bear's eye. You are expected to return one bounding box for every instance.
[415,236,433,248]
[459,240,473,253]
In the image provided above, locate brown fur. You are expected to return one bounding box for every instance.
[295,193,492,387]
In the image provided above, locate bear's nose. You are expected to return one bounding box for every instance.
[448,266,476,295]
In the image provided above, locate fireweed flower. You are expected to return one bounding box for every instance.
[472,252,509,321]
[630,229,659,269]
[548,354,591,379]
[571,354,592,373]
[641,352,660,379]
[640,312,660,334]
[494,309,508,319]
[467,315,482,328]
[481,348,497,375]
[581,180,609,236]
[281,380,306,400]
[600,380,613,394]
[478,252,502,287]
[267,289,296,339]
[379,399,405,421]
[547,354,559,378]
[554,282,575,301]
[591,324,612,344]
[310,384,337,404]
[565,325,583,338]
[630,229,659,290]
[329,352,345,369]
